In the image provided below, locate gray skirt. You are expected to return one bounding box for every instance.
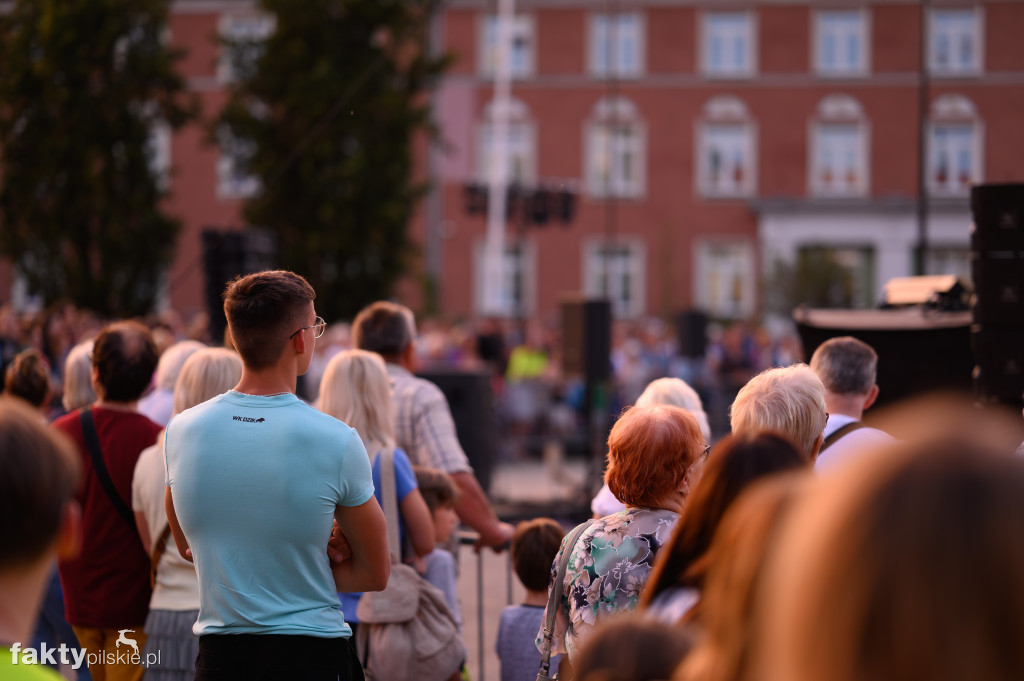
[142,608,200,681]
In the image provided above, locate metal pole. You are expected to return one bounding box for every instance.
[915,0,931,275]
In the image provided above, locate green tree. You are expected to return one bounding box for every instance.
[0,0,195,317]
[763,249,862,316]
[218,0,448,321]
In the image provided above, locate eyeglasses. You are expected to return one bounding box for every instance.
[700,443,711,462]
[290,316,327,339]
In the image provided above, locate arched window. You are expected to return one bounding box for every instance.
[477,97,536,184]
[697,95,755,197]
[929,94,982,196]
[585,96,645,198]
[810,94,868,197]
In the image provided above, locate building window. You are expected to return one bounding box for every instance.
[697,96,755,198]
[815,10,868,76]
[589,13,644,78]
[695,241,755,320]
[147,121,172,192]
[926,247,970,281]
[584,241,645,318]
[477,98,536,184]
[929,9,981,75]
[217,130,260,199]
[810,95,868,197]
[479,15,534,79]
[218,13,275,83]
[701,12,755,78]
[796,246,875,308]
[475,241,535,318]
[585,97,645,198]
[928,94,982,196]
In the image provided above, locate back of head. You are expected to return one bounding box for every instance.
[730,364,826,458]
[759,438,1024,681]
[223,270,316,370]
[511,518,565,592]
[63,340,97,412]
[644,432,808,602]
[0,397,81,569]
[155,340,206,391]
[173,348,243,415]
[319,349,395,451]
[414,466,460,513]
[5,348,51,408]
[636,377,712,441]
[606,404,705,508]
[352,301,415,362]
[572,615,694,681]
[809,336,877,396]
[92,321,159,402]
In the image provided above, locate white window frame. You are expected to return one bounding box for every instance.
[217,131,260,199]
[588,13,645,79]
[927,94,983,197]
[218,12,276,84]
[814,9,870,77]
[583,239,646,319]
[809,95,869,198]
[478,14,535,79]
[696,96,756,198]
[694,240,756,320]
[147,121,172,192]
[477,98,537,184]
[700,11,756,78]
[584,97,646,199]
[474,239,536,318]
[929,8,983,76]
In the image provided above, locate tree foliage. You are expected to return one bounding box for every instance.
[218,0,448,321]
[0,0,195,317]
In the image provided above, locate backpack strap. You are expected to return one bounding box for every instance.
[537,519,595,681]
[820,421,868,454]
[79,408,135,527]
[376,449,401,565]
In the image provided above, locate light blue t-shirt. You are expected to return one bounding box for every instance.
[339,447,417,623]
[165,390,375,638]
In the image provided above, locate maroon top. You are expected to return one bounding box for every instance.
[55,406,161,628]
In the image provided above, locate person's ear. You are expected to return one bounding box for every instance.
[292,327,308,356]
[810,432,824,462]
[56,501,82,561]
[862,384,880,411]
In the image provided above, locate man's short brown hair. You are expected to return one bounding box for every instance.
[606,405,705,508]
[0,397,80,569]
[512,518,565,592]
[92,321,158,402]
[223,270,316,370]
[352,301,415,362]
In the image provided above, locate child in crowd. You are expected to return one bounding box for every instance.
[414,466,463,631]
[497,518,566,681]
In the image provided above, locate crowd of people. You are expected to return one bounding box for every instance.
[2,270,1024,681]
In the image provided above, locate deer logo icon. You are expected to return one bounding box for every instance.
[255,418,265,423]
[116,629,139,656]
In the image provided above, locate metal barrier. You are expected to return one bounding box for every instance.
[458,530,516,681]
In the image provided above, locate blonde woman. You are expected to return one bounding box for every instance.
[131,348,243,681]
[319,349,435,634]
[61,339,96,413]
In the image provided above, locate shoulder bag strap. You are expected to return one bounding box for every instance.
[377,448,401,565]
[79,408,135,527]
[150,524,173,589]
[820,421,867,453]
[537,519,595,681]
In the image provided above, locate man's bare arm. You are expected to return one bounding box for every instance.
[332,497,390,592]
[450,471,514,551]
[164,486,192,562]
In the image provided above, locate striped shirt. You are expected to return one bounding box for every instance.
[387,363,473,475]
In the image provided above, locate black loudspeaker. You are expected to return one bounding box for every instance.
[415,370,497,494]
[970,252,1024,324]
[970,183,1024,252]
[561,298,611,381]
[972,325,1024,402]
[203,228,276,345]
[676,310,708,358]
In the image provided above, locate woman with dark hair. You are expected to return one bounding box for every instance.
[641,431,809,624]
[4,348,51,411]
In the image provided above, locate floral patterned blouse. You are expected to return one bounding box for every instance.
[535,507,680,659]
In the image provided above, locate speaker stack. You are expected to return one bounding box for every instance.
[202,228,277,345]
[970,183,1024,404]
[560,297,611,381]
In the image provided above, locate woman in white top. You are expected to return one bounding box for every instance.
[132,347,242,681]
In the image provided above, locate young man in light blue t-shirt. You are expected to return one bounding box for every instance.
[165,270,389,681]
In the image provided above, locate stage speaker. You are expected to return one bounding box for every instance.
[561,298,611,381]
[970,252,1024,324]
[203,228,276,345]
[415,370,497,494]
[970,183,1024,252]
[676,309,708,358]
[972,325,1024,402]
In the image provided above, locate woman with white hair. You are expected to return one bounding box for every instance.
[591,377,712,518]
[131,348,242,681]
[318,349,435,634]
[61,339,96,413]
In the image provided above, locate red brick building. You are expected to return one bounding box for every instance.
[7,0,1023,326]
